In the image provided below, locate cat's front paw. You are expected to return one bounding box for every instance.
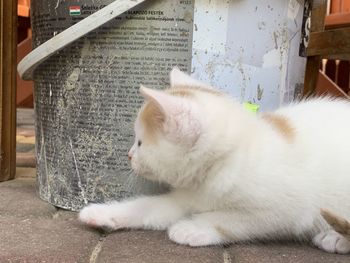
[313,230,350,254]
[79,203,123,230]
[168,220,223,247]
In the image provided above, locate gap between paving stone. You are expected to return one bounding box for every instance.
[52,206,108,262]
[51,207,60,219]
[223,249,232,263]
[89,234,107,263]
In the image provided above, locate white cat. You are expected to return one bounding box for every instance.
[79,68,350,254]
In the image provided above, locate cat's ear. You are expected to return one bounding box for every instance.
[170,67,208,88]
[140,85,183,116]
[140,85,201,145]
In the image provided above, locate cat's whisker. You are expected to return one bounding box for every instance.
[118,169,133,178]
[123,172,137,192]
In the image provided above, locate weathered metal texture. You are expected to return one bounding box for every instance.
[191,0,307,110]
[32,0,194,211]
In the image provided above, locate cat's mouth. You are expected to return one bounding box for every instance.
[131,166,156,181]
[129,159,158,181]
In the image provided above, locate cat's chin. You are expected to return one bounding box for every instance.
[139,173,157,182]
[131,169,156,181]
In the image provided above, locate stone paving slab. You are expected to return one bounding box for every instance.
[17,127,35,137]
[96,230,350,263]
[0,175,100,263]
[15,167,36,178]
[1,176,349,262]
[17,108,35,126]
[0,178,56,218]
[0,215,100,263]
[97,230,224,263]
[227,243,349,263]
[16,142,35,152]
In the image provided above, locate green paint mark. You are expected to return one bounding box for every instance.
[243,102,260,113]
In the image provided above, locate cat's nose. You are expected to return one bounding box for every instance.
[128,153,132,161]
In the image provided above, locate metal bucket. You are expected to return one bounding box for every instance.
[29,0,306,211]
[31,0,194,211]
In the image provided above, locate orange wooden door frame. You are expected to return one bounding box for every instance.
[0,0,17,181]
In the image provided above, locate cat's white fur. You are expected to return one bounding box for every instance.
[80,68,350,254]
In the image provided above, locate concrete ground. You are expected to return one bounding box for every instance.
[1,109,348,262]
[1,169,349,263]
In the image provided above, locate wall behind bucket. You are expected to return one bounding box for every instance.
[31,0,194,211]
[191,0,306,111]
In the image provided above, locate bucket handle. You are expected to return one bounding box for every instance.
[17,0,148,80]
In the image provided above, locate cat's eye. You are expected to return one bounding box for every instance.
[138,140,142,147]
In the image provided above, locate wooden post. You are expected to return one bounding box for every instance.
[0,0,17,181]
[303,0,327,97]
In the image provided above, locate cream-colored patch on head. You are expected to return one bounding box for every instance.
[167,85,223,98]
[261,113,295,142]
[190,86,222,96]
[139,101,165,143]
[167,87,194,97]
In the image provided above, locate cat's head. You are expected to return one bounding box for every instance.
[128,68,238,187]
